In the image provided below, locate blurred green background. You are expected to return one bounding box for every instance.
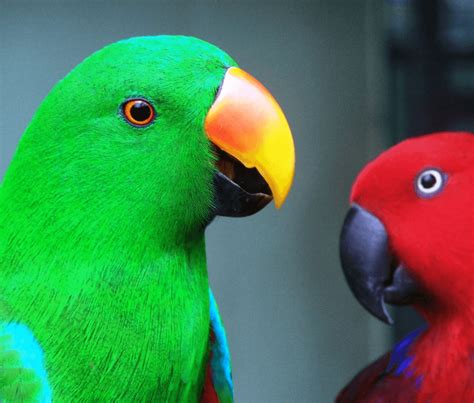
[0,1,472,401]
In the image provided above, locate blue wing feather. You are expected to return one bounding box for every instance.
[337,326,426,402]
[208,289,233,402]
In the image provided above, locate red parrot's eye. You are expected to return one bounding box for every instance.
[122,99,155,127]
[415,168,446,198]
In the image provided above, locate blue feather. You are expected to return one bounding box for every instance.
[1,323,52,402]
[209,289,233,397]
[386,326,425,386]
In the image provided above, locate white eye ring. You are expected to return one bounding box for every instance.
[415,168,446,198]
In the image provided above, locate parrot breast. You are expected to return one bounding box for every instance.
[0,237,211,401]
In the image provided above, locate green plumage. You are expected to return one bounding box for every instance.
[0,36,237,400]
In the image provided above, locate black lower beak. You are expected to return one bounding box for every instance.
[211,172,272,218]
[339,205,420,324]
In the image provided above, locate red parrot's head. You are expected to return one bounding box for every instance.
[340,132,473,324]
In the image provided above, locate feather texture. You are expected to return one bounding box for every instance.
[340,132,474,402]
[0,36,238,401]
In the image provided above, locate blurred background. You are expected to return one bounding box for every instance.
[0,0,472,401]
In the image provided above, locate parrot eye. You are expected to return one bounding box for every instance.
[122,99,155,127]
[415,168,446,198]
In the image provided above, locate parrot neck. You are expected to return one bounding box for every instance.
[409,312,474,399]
[0,167,209,255]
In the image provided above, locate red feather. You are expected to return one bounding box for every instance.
[201,330,219,403]
[201,361,219,403]
[341,132,474,402]
[337,353,421,402]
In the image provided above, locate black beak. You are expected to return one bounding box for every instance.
[208,147,273,219]
[211,172,272,218]
[339,205,420,324]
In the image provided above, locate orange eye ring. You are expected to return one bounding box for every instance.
[122,98,155,127]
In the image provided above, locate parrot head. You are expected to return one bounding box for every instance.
[339,132,473,324]
[4,36,295,245]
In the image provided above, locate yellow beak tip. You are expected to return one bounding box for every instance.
[206,66,295,213]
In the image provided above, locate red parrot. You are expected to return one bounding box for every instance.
[337,132,473,402]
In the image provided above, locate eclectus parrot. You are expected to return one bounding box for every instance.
[337,132,473,402]
[0,36,295,401]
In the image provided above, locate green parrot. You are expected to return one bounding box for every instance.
[0,36,295,401]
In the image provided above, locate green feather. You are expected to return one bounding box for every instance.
[0,36,237,401]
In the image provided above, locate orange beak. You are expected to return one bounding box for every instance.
[205,67,295,208]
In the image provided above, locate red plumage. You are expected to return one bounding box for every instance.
[337,353,421,402]
[339,132,474,402]
[201,330,219,403]
[201,362,219,403]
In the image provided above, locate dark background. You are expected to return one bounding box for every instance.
[1,1,472,401]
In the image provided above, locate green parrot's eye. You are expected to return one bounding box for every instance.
[122,99,155,127]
